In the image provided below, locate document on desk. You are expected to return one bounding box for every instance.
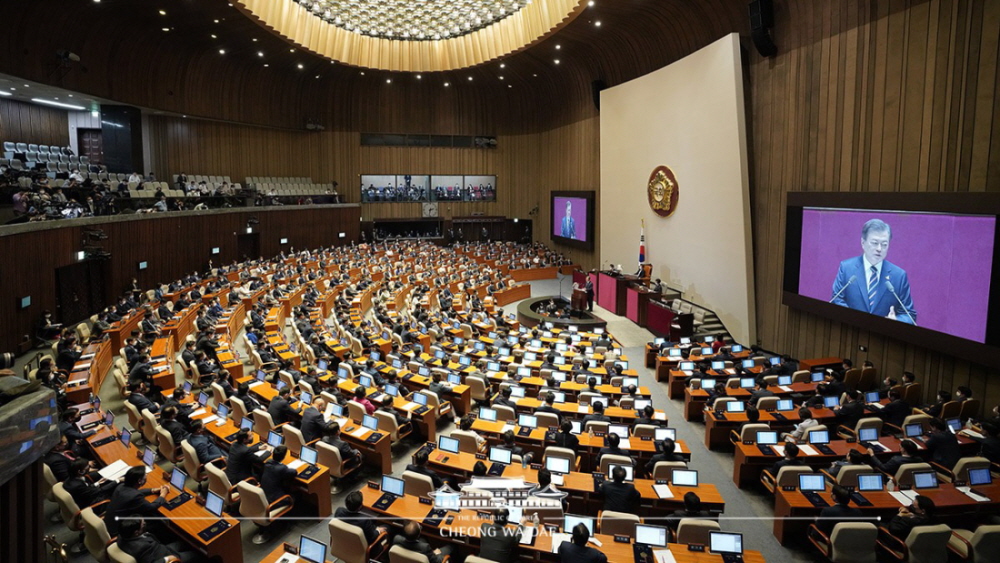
[577,405,590,413]
[248,381,266,388]
[287,460,306,471]
[519,526,536,545]
[889,491,916,506]
[960,429,985,440]
[501,424,516,434]
[653,412,667,421]
[683,370,693,376]
[957,487,992,502]
[190,409,207,417]
[200,415,219,425]
[674,443,683,453]
[620,438,632,449]
[772,445,785,457]
[551,474,564,486]
[349,427,368,438]
[403,401,419,411]
[797,445,819,456]
[778,385,793,392]
[653,484,674,499]
[99,460,132,481]
[550,533,571,553]
[653,550,678,563]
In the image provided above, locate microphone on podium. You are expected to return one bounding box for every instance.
[829,275,857,303]
[884,279,917,325]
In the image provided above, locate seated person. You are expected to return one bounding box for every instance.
[767,442,801,477]
[922,390,952,418]
[644,437,685,477]
[885,496,935,540]
[405,450,445,489]
[493,387,517,409]
[968,422,1000,464]
[535,393,562,423]
[665,492,712,532]
[748,378,776,407]
[105,467,169,536]
[635,405,660,427]
[815,485,863,537]
[334,490,388,545]
[322,422,362,464]
[159,406,190,446]
[598,465,641,513]
[260,445,296,506]
[479,508,525,563]
[867,439,921,476]
[784,407,819,442]
[558,523,608,563]
[226,429,269,485]
[64,459,119,508]
[459,415,488,453]
[827,449,871,478]
[393,520,453,563]
[581,401,610,426]
[353,387,376,416]
[186,419,227,464]
[879,389,911,427]
[300,397,334,443]
[596,433,633,465]
[267,387,302,425]
[924,418,961,469]
[551,421,580,454]
[116,516,197,563]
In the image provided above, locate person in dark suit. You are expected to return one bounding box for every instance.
[127,382,160,414]
[235,382,262,413]
[394,520,453,563]
[559,201,577,239]
[187,419,226,464]
[334,491,387,545]
[831,219,916,324]
[598,465,641,513]
[322,422,361,463]
[665,492,712,532]
[815,485,864,536]
[923,390,952,418]
[635,405,660,427]
[479,508,523,563]
[300,397,334,443]
[58,410,98,457]
[116,516,197,563]
[924,418,961,469]
[260,446,296,505]
[405,450,444,489]
[226,429,269,484]
[768,442,802,477]
[584,279,595,312]
[536,393,562,424]
[596,433,632,466]
[886,496,935,540]
[552,421,580,454]
[868,439,921,477]
[749,378,776,408]
[105,467,169,536]
[582,401,610,426]
[645,438,685,477]
[834,390,866,430]
[558,523,608,563]
[969,422,1000,464]
[45,436,85,481]
[64,459,119,508]
[268,387,301,425]
[159,406,190,446]
[493,387,517,409]
[879,389,910,427]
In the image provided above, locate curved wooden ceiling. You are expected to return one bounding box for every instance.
[0,0,747,132]
[235,0,589,72]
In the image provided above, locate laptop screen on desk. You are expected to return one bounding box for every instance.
[742,359,755,369]
[823,396,839,408]
[608,425,630,439]
[267,431,283,447]
[969,468,992,486]
[518,414,537,428]
[205,491,225,517]
[489,447,512,465]
[808,430,830,445]
[381,475,405,497]
[669,349,682,358]
[946,418,962,433]
[413,393,428,406]
[857,473,884,492]
[709,532,743,555]
[778,376,792,386]
[712,361,725,371]
[725,401,745,413]
[904,423,923,438]
[654,428,676,442]
[776,400,794,411]
[170,468,188,491]
[299,535,327,563]
[680,362,695,370]
[479,408,497,422]
[635,525,668,547]
[731,345,744,353]
[438,436,459,453]
[300,446,318,466]
[913,471,939,489]
[563,514,594,535]
[858,427,878,442]
[671,469,699,487]
[811,373,826,382]
[545,457,570,475]
[799,474,826,491]
[756,431,778,445]
[608,464,634,481]
[362,415,379,431]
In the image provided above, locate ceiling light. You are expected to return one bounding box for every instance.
[252,38,258,42]
[162,27,170,32]
[0,91,11,96]
[218,49,226,54]
[468,76,473,81]
[32,98,85,110]
[360,71,366,75]
[554,59,560,64]
[264,64,270,67]
[258,51,264,57]
[289,49,295,53]
[595,20,601,26]
[499,76,504,80]
[444,82,450,87]
[500,63,506,68]
[214,19,220,23]
[297,63,304,69]
[158,9,166,16]
[555,44,561,50]
[211,34,217,38]
[292,0,529,41]
[68,94,73,97]
[588,0,595,6]
[416,74,422,79]
[316,75,321,79]
[386,79,392,83]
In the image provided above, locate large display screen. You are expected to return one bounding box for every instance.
[783,193,1000,367]
[551,191,595,250]
[360,175,496,202]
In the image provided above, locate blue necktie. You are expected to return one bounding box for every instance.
[867,265,878,312]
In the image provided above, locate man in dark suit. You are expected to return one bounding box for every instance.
[226,429,269,485]
[235,382,262,413]
[924,418,961,469]
[969,422,1000,464]
[479,508,523,563]
[596,433,632,465]
[405,450,444,489]
[493,387,517,409]
[187,420,226,464]
[768,442,802,477]
[159,406,189,446]
[126,382,159,414]
[535,393,562,424]
[878,389,910,427]
[64,459,119,508]
[58,410,98,457]
[116,517,197,563]
[749,378,776,408]
[645,438,685,477]
[105,467,169,536]
[260,446,296,505]
[552,421,580,454]
[923,390,952,418]
[815,485,863,536]
[268,387,301,425]
[886,496,935,540]
[582,401,610,426]
[598,465,641,513]
[868,439,921,477]
[394,520,453,563]
[334,491,387,545]
[322,422,361,464]
[558,523,608,563]
[831,218,916,324]
[44,436,82,481]
[665,492,712,532]
[834,390,866,430]
[300,397,334,443]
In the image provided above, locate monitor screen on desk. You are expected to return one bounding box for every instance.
[799,474,826,492]
[241,417,254,431]
[622,376,638,387]
[518,367,532,377]
[545,456,570,475]
[317,359,328,372]
[680,362,695,370]
[142,447,155,468]
[197,392,209,406]
[385,384,399,397]
[608,464,634,481]
[857,473,884,492]
[276,381,287,392]
[448,373,463,385]
[359,375,373,389]
[634,398,652,410]
[858,427,879,442]
[329,404,344,418]
[518,414,537,429]
[865,391,880,403]
[510,387,526,398]
[381,475,405,497]
[563,514,594,535]
[776,399,795,411]
[712,361,725,371]
[904,423,924,437]
[811,372,826,382]
[419,366,431,377]
[702,347,714,355]
[756,431,778,445]
[552,372,567,382]
[438,436,460,453]
[487,361,501,372]
[725,401,745,413]
[671,469,699,487]
[769,357,781,366]
[654,427,676,442]
[742,359,755,369]
[669,349,682,357]
[608,425,630,439]
[552,392,567,403]
[680,337,691,344]
[710,532,744,555]
[969,468,992,486]
[823,396,839,408]
[701,379,716,389]
[267,431,284,447]
[731,345,744,353]
[170,468,188,491]
[778,375,793,386]
[913,471,939,489]
[489,447,512,465]
[479,408,498,422]
[635,525,668,547]
[205,490,225,517]
[363,415,379,431]
[946,418,962,433]
[299,535,327,563]
[740,377,755,388]
[413,393,429,406]
[569,421,582,435]
[300,446,318,466]
[808,430,830,445]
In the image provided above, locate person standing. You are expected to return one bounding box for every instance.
[585,278,594,312]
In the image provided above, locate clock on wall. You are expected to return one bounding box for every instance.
[422,202,439,217]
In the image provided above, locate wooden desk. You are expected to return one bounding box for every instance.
[702,407,838,450]
[85,426,243,563]
[106,310,143,352]
[65,339,113,404]
[162,304,201,344]
[683,383,817,422]
[510,266,559,282]
[494,284,532,307]
[332,379,438,441]
[773,483,1000,545]
[798,357,844,372]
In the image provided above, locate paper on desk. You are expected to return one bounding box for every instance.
[653,484,674,499]
[869,403,884,410]
[889,491,915,506]
[578,405,590,413]
[957,487,991,502]
[960,429,985,440]
[620,438,632,450]
[248,381,266,388]
[551,474,565,486]
[653,412,666,421]
[403,402,419,411]
[772,445,785,457]
[778,386,793,392]
[550,533,571,553]
[683,370,693,376]
[287,459,306,471]
[797,445,819,456]
[276,554,300,563]
[653,549,678,563]
[190,409,207,417]
[200,415,219,425]
[99,460,131,481]
[519,526,536,545]
[349,427,368,438]
[501,424,516,434]
[674,444,683,453]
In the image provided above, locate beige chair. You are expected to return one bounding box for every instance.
[877,523,952,563]
[802,425,830,443]
[959,399,981,421]
[808,522,878,562]
[237,481,294,544]
[140,409,160,447]
[252,409,285,436]
[838,417,883,440]
[824,465,872,488]
[791,370,811,384]
[211,382,228,409]
[888,414,933,436]
[205,461,241,508]
[347,401,367,422]
[730,423,771,445]
[106,543,138,563]
[585,421,610,435]
[156,426,182,465]
[756,396,779,411]
[522,497,563,527]
[43,462,58,504]
[467,376,489,403]
[891,463,933,488]
[316,440,361,492]
[420,390,453,419]
[936,456,991,484]
[493,405,516,422]
[598,510,640,537]
[536,412,560,429]
[376,411,412,443]
[599,454,634,476]
[633,424,657,438]
[52,483,88,550]
[579,392,603,406]
[675,518,720,545]
[230,397,248,424]
[282,424,308,456]
[81,507,113,562]
[122,401,144,441]
[180,440,212,484]
[402,470,436,498]
[947,525,1000,563]
[761,465,813,494]
[390,544,451,563]
[330,517,389,563]
[451,430,480,454]
[652,461,688,482]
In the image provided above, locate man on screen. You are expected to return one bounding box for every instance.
[560,201,577,239]
[831,219,917,324]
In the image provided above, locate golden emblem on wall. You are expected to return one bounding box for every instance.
[647,165,679,217]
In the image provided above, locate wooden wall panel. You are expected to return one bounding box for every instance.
[0,206,359,352]
[0,98,69,147]
[749,0,1000,409]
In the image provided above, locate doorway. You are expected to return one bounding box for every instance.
[56,260,107,326]
[237,233,260,261]
[77,129,103,165]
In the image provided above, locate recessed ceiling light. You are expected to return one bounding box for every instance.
[595,20,601,26]
[532,74,537,77]
[554,59,560,64]
[500,63,505,68]
[158,9,166,16]
[386,79,391,84]
[93,0,100,3]
[214,19,220,23]
[264,64,269,67]
[289,49,295,53]
[416,74,422,79]
[360,71,366,76]
[24,84,29,87]
[499,76,504,80]
[508,85,512,88]
[444,82,450,87]
[555,45,561,50]
[211,34,217,39]
[258,51,264,57]
[252,38,258,42]
[218,49,226,54]
[468,76,473,81]
[588,0,595,6]
[162,27,170,32]
[68,94,73,97]
[0,91,11,96]
[31,98,85,110]
[316,75,321,79]
[297,63,304,69]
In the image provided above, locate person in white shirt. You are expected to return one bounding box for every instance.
[69,169,85,182]
[128,172,143,184]
[784,407,819,442]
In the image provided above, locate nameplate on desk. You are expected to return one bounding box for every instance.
[475,453,487,460]
[687,544,705,552]
[639,435,653,441]
[530,463,542,470]
[781,486,796,491]
[613,535,631,544]
[592,432,606,438]
[655,479,668,485]
[367,481,381,490]
[197,520,231,541]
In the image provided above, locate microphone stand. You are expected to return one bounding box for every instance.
[829,276,856,303]
[885,280,918,326]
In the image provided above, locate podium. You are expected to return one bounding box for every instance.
[597,272,630,315]
[571,288,588,311]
